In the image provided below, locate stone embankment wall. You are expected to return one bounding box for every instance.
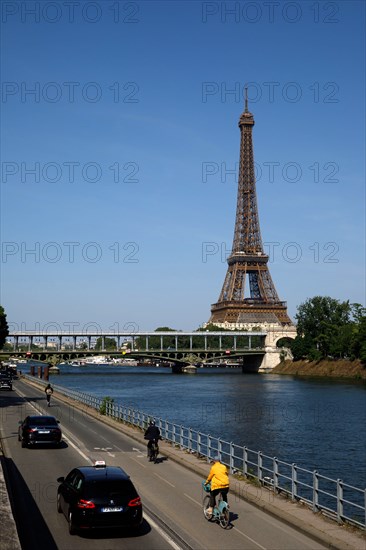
[272,359,366,379]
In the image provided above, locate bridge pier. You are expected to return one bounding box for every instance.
[171,363,183,374]
[241,355,263,373]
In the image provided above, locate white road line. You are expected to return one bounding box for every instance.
[153,472,175,487]
[232,526,268,550]
[144,512,184,550]
[184,493,201,506]
[63,435,92,464]
[130,455,147,468]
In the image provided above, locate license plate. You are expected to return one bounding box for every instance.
[38,430,50,434]
[101,507,123,513]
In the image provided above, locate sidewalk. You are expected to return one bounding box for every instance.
[4,377,366,550]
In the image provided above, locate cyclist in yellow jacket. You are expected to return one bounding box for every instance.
[204,455,229,514]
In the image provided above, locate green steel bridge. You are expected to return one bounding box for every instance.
[2,331,269,373]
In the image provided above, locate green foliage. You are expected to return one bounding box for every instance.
[0,306,9,350]
[94,337,117,350]
[289,297,366,363]
[99,396,114,415]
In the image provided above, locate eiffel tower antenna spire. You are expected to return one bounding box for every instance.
[209,102,293,327]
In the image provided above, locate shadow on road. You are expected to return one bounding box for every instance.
[2,455,58,550]
[76,518,151,539]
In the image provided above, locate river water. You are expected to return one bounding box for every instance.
[25,363,366,490]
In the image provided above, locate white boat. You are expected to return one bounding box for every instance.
[69,360,88,367]
[182,365,197,374]
[85,356,114,365]
[49,366,60,374]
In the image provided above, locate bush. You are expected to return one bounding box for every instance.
[99,396,114,415]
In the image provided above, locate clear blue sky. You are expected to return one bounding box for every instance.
[1,0,365,332]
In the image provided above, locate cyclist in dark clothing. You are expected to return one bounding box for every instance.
[45,383,54,407]
[144,420,161,460]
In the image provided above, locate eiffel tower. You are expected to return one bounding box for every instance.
[209,91,293,328]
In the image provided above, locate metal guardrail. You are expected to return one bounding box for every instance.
[25,375,365,530]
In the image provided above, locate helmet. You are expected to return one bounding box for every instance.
[149,420,155,426]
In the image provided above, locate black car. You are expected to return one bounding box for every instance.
[18,415,62,448]
[0,375,12,390]
[57,461,143,535]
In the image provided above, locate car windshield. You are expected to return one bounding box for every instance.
[85,480,137,501]
[29,417,58,426]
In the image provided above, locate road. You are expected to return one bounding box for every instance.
[0,379,328,550]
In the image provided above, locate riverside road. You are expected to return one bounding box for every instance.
[1,378,365,550]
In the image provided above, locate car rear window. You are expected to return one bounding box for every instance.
[30,417,58,426]
[84,479,138,501]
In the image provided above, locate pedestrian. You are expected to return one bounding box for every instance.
[45,383,53,407]
[204,455,229,515]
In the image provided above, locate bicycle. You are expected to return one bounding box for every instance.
[202,481,230,529]
[147,439,159,463]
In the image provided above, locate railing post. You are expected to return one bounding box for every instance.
[273,457,278,492]
[292,463,298,501]
[198,432,201,456]
[208,435,212,462]
[243,446,248,477]
[172,424,176,446]
[313,471,319,512]
[230,442,234,473]
[180,425,183,449]
[337,479,344,523]
[188,427,192,452]
[258,451,263,484]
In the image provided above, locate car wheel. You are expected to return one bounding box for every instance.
[68,511,77,535]
[57,493,62,513]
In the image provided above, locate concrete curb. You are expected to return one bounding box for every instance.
[15,377,366,549]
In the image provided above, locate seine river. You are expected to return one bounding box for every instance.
[28,364,366,490]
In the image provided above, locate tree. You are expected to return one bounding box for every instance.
[290,296,364,361]
[94,337,117,351]
[134,327,177,351]
[0,306,9,350]
[349,305,366,363]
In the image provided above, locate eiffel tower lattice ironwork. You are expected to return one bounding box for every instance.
[209,92,293,327]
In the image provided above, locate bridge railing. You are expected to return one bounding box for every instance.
[24,375,365,530]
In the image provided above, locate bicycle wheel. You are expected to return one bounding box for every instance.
[152,445,158,462]
[203,495,212,520]
[219,505,229,529]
